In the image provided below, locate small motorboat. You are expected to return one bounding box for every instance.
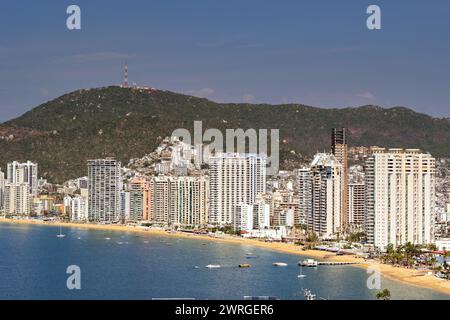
[272,262,288,267]
[205,264,221,269]
[239,263,251,268]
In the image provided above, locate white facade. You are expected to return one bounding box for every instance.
[436,238,450,251]
[232,203,254,231]
[4,183,30,215]
[7,161,38,197]
[253,201,270,229]
[366,148,435,249]
[308,153,342,238]
[65,195,88,221]
[209,153,266,225]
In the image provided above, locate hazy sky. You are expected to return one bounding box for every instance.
[0,0,449,121]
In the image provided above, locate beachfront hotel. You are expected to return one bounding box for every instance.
[331,128,349,230]
[87,158,122,222]
[4,182,30,215]
[348,182,366,229]
[149,175,209,226]
[7,161,38,197]
[308,153,343,238]
[129,176,151,221]
[209,153,266,225]
[365,148,436,249]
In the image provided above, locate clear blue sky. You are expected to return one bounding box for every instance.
[0,0,449,121]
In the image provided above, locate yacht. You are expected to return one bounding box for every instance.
[299,259,318,267]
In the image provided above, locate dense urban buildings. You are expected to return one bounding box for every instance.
[87,158,122,222]
[0,134,443,252]
[365,148,436,249]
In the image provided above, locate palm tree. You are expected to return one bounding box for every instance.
[376,288,391,300]
[403,242,420,267]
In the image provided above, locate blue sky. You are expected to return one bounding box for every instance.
[0,0,449,121]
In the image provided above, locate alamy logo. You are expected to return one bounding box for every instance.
[66,5,81,30]
[366,5,381,30]
[366,266,381,290]
[66,265,81,290]
[171,121,279,175]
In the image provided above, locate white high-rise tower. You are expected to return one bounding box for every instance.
[209,153,266,225]
[366,148,435,249]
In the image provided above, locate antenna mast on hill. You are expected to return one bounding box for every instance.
[123,63,129,88]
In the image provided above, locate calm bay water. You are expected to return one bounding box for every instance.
[0,222,448,300]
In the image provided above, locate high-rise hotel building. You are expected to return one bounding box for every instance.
[297,168,312,227]
[149,176,209,226]
[7,161,38,197]
[366,148,435,249]
[4,183,30,215]
[308,153,342,238]
[209,153,266,225]
[87,158,122,222]
[129,177,151,221]
[331,128,349,230]
[348,183,366,228]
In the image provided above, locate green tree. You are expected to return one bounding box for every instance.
[376,288,391,300]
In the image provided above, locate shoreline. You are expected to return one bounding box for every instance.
[1,217,450,297]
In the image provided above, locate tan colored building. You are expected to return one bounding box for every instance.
[149,176,209,226]
[129,177,151,221]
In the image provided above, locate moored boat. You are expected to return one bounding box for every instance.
[272,262,288,267]
[239,263,251,268]
[299,259,318,267]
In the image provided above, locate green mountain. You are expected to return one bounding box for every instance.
[0,86,448,183]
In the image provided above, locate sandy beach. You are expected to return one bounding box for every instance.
[1,217,449,297]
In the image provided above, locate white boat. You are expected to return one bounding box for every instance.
[105,237,111,240]
[56,225,66,238]
[299,259,318,267]
[272,262,288,267]
[205,264,221,269]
